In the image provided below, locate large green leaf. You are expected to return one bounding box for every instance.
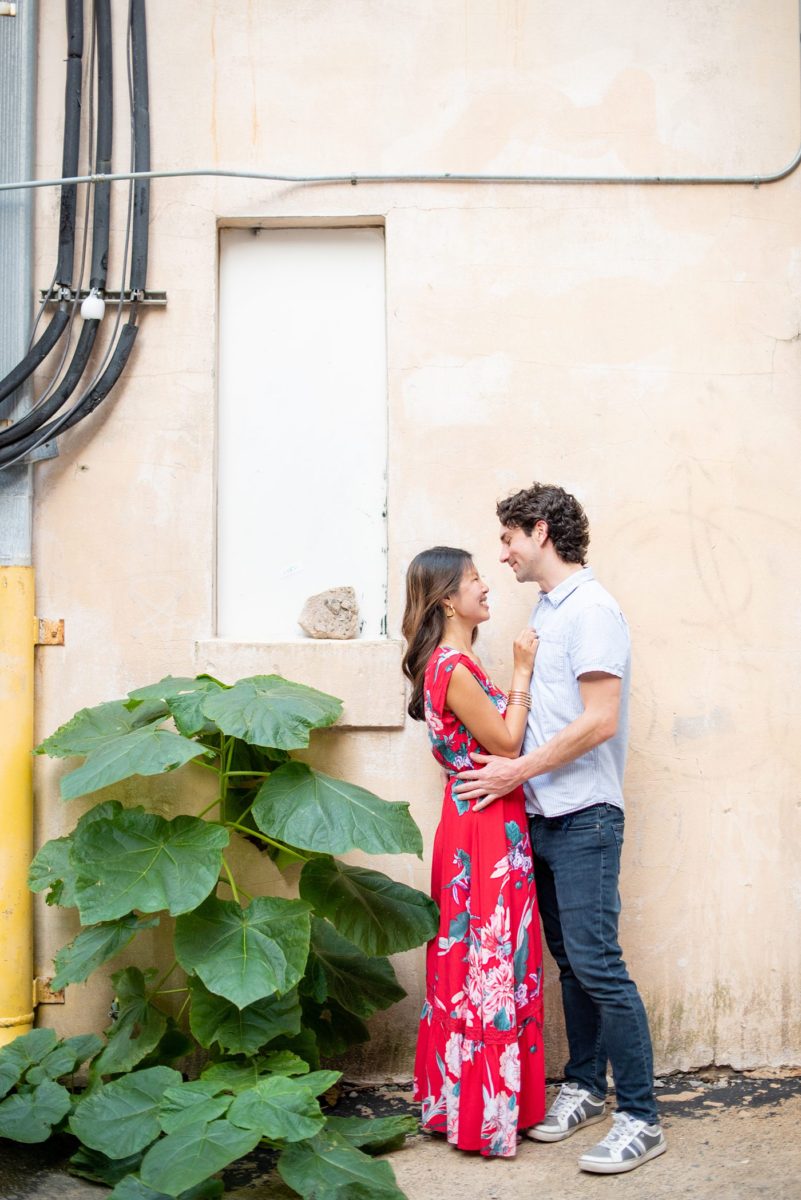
[258,1050,309,1076]
[69,1146,146,1186]
[174,895,311,1008]
[52,914,159,990]
[198,1055,337,1096]
[202,675,341,750]
[138,1020,193,1069]
[64,1032,106,1066]
[0,1029,58,1098]
[72,809,228,922]
[28,836,78,907]
[36,698,169,758]
[139,1119,261,1197]
[129,675,227,738]
[92,968,168,1076]
[188,978,302,1054]
[0,1080,71,1142]
[302,1000,370,1057]
[199,1059,268,1094]
[294,1069,342,1097]
[265,1027,321,1071]
[109,1177,223,1200]
[325,1114,418,1153]
[69,1065,181,1158]
[60,726,210,801]
[227,1076,325,1141]
[25,1035,102,1085]
[28,801,124,908]
[253,763,423,856]
[128,675,215,699]
[278,1129,406,1200]
[309,919,405,1018]
[299,858,438,956]
[158,1081,232,1134]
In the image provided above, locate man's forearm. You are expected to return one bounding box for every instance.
[515,709,615,786]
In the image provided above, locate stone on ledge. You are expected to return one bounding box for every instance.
[298,586,360,640]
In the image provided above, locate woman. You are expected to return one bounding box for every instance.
[402,546,545,1157]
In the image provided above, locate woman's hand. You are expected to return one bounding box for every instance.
[512,628,539,674]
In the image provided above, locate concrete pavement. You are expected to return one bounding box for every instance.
[1,1069,799,1200]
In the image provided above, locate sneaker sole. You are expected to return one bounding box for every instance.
[524,1111,607,1143]
[579,1138,667,1174]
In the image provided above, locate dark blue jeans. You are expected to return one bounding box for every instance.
[529,803,658,1125]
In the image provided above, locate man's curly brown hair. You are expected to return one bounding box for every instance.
[496,483,590,565]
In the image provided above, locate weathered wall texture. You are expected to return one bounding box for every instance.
[30,0,801,1076]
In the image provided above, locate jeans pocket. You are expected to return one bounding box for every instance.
[562,807,601,833]
[600,811,624,854]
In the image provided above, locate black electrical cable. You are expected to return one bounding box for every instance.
[90,0,113,289]
[0,0,112,451]
[0,326,139,468]
[0,320,99,449]
[20,7,100,423]
[56,0,85,287]
[129,0,150,294]
[58,323,139,432]
[0,0,84,410]
[0,0,149,471]
[0,310,71,410]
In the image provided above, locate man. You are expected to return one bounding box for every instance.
[455,483,665,1175]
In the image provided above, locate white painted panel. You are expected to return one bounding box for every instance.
[217,227,387,640]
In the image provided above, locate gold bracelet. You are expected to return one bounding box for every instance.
[507,692,531,709]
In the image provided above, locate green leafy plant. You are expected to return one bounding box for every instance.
[1,673,436,1198]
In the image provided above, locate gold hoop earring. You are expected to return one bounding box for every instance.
[444,602,455,619]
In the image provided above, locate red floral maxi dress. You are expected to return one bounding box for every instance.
[414,646,545,1157]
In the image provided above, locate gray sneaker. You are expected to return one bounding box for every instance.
[525,1082,606,1142]
[578,1111,667,1174]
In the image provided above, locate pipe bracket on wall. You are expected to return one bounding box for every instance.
[34,618,64,646]
[39,289,167,307]
[33,978,65,1006]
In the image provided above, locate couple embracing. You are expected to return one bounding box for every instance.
[401,483,666,1176]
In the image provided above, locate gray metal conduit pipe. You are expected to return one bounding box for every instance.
[0,0,150,471]
[0,0,114,451]
[0,0,84,409]
[2,6,801,197]
[3,151,801,193]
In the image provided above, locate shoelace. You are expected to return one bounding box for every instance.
[551,1086,583,1117]
[597,1113,643,1147]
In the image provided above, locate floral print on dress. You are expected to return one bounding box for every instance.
[414,646,545,1157]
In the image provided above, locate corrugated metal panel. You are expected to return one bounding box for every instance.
[0,0,37,564]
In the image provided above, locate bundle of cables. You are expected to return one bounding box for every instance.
[0,0,150,471]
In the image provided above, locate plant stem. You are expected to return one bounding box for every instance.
[228,821,309,858]
[222,856,240,903]
[191,758,219,774]
[233,795,258,822]
[197,796,223,819]
[147,960,179,1000]
[221,876,254,902]
[155,987,189,995]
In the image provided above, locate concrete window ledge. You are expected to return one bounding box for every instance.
[194,639,406,729]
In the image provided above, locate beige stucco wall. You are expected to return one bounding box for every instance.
[29,0,801,1077]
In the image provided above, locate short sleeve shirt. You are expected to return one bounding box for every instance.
[522,566,630,817]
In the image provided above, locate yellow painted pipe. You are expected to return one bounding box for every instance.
[0,566,35,1047]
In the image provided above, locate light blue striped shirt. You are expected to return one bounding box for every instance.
[522,566,630,818]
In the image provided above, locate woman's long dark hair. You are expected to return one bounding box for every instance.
[402,546,474,721]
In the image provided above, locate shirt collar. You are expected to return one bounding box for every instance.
[539,565,594,608]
